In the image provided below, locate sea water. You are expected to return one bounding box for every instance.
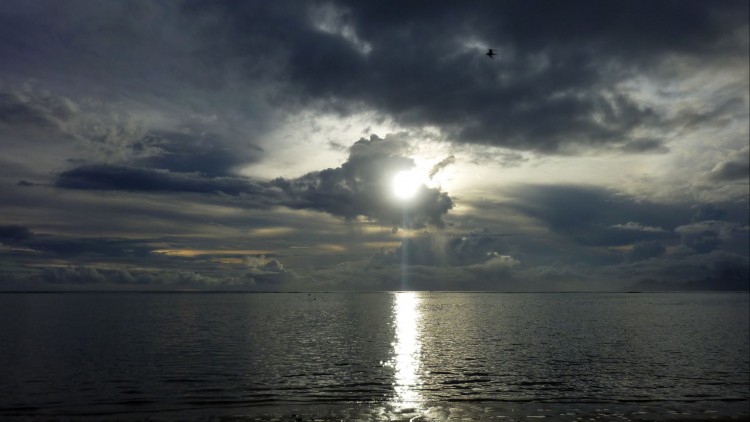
[0,292,748,420]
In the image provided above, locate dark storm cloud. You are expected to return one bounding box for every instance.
[675,221,740,254]
[627,250,749,291]
[475,184,749,288]
[0,225,32,243]
[505,184,684,246]
[1,1,747,292]
[186,0,747,153]
[692,204,729,222]
[518,248,749,291]
[54,135,454,228]
[503,184,750,258]
[271,135,453,228]
[0,84,267,180]
[135,130,263,177]
[55,164,271,197]
[25,236,154,258]
[0,225,154,259]
[707,159,750,182]
[0,2,277,183]
[1,0,745,164]
[626,240,667,262]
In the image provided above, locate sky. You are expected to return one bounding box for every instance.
[0,0,748,291]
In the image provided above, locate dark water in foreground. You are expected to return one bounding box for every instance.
[0,292,748,421]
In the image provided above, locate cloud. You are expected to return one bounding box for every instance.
[372,229,512,267]
[2,1,746,164]
[625,250,749,289]
[271,134,454,228]
[0,242,300,290]
[691,204,729,222]
[134,130,264,177]
[0,226,156,260]
[707,159,750,182]
[609,222,666,233]
[505,184,684,246]
[0,223,300,290]
[428,155,455,179]
[55,164,271,196]
[41,266,123,285]
[0,225,32,243]
[186,0,747,153]
[675,220,739,254]
[54,135,454,228]
[243,255,296,285]
[466,148,528,167]
[0,88,77,129]
[24,266,252,289]
[1,1,747,292]
[626,240,667,262]
[0,1,213,97]
[467,252,520,275]
[501,184,749,265]
[27,236,153,259]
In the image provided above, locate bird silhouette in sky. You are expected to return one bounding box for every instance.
[486,49,497,59]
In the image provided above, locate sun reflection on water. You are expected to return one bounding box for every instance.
[388,291,423,412]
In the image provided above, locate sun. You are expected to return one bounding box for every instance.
[392,170,422,201]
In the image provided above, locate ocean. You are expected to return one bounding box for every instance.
[0,292,748,421]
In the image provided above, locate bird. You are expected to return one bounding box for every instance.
[486,49,497,59]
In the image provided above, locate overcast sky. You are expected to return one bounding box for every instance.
[1,0,748,291]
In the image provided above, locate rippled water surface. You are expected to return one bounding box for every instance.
[0,292,748,420]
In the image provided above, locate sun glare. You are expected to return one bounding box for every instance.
[392,170,422,200]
